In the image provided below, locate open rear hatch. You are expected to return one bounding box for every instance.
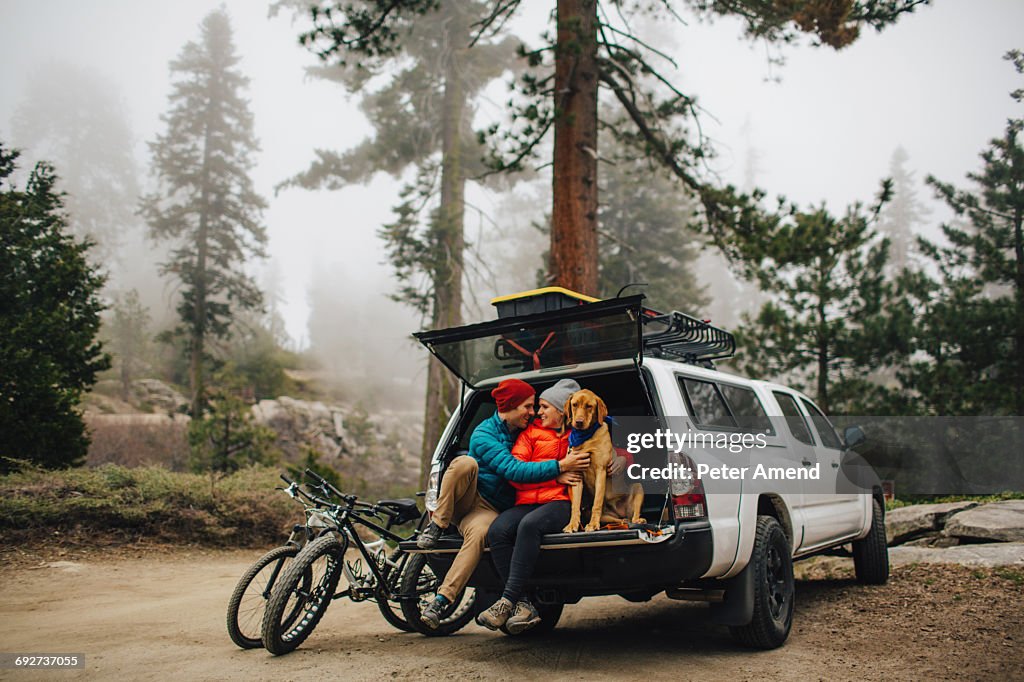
[413,295,646,388]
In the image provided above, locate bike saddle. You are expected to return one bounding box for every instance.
[377,498,420,525]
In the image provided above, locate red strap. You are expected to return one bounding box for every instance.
[503,332,556,370]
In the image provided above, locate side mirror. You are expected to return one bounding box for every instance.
[844,425,866,450]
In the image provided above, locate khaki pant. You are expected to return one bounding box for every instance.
[432,455,498,602]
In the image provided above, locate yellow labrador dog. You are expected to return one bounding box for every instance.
[562,389,645,533]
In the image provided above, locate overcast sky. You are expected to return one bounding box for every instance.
[1,0,1022,349]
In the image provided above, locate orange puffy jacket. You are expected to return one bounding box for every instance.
[509,423,570,505]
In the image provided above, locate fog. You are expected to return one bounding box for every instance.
[1,0,1021,405]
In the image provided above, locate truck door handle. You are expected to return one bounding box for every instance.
[801,459,812,466]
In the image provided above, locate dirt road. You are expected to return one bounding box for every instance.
[1,549,1021,681]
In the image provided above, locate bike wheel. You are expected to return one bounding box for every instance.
[374,548,415,632]
[261,533,346,655]
[399,553,476,637]
[227,545,307,649]
[376,591,415,632]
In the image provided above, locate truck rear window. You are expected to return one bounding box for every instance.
[800,398,843,450]
[772,391,814,445]
[679,378,773,434]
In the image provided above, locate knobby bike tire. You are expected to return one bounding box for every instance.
[399,552,476,637]
[227,545,304,649]
[374,548,414,632]
[261,533,346,655]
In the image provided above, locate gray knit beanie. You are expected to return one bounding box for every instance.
[539,379,581,413]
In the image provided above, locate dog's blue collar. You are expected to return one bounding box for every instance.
[569,417,613,448]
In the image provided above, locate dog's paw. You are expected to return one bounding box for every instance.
[633,517,647,524]
[562,523,578,533]
[584,522,600,532]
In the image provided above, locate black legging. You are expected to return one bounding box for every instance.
[487,501,571,604]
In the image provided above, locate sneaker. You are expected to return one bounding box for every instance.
[475,597,514,630]
[505,600,541,634]
[416,521,444,549]
[419,598,447,630]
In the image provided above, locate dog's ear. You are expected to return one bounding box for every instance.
[564,394,574,424]
[596,395,608,424]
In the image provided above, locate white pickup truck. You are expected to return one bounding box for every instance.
[401,289,887,649]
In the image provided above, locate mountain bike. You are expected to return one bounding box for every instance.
[260,469,476,655]
[226,472,418,648]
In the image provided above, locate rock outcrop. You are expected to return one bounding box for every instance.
[943,500,1024,543]
[885,501,979,545]
[129,379,189,414]
[251,397,420,491]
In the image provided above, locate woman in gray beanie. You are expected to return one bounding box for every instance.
[538,378,580,415]
[476,378,584,633]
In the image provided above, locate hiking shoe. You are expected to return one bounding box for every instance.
[416,521,444,549]
[505,600,542,634]
[420,599,446,630]
[476,597,514,630]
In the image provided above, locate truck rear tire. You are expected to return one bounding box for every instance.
[853,498,889,585]
[729,515,794,649]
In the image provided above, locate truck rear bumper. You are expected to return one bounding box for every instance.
[399,521,713,598]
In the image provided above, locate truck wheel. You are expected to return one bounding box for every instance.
[729,515,794,650]
[853,498,889,585]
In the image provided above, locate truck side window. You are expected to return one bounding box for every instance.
[772,391,815,446]
[800,398,843,450]
[718,384,775,435]
[680,378,735,428]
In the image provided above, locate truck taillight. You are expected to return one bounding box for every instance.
[673,493,706,519]
[425,470,439,512]
[668,452,706,520]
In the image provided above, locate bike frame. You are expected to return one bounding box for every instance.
[328,504,413,602]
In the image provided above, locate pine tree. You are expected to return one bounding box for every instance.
[907,50,1024,415]
[878,146,929,275]
[140,9,268,419]
[107,289,151,401]
[731,184,899,413]
[12,63,139,266]
[0,143,110,470]
[289,2,926,298]
[281,0,519,485]
[596,134,708,313]
[481,0,928,294]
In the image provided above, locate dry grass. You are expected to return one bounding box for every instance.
[0,464,298,549]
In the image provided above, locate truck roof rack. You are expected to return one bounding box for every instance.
[641,309,735,366]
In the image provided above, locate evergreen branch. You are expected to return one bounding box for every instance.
[597,22,678,70]
[596,64,701,194]
[597,227,638,253]
[475,112,554,180]
[305,0,423,60]
[602,43,692,108]
[469,0,522,48]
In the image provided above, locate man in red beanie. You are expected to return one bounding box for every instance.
[417,378,590,629]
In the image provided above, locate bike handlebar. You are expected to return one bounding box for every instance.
[301,468,400,519]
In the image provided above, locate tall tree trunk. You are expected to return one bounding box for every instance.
[1013,199,1023,415]
[190,118,213,420]
[550,0,599,296]
[817,298,829,414]
[419,12,467,488]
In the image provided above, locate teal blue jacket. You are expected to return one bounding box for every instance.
[468,412,561,511]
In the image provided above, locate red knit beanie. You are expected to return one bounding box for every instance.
[491,379,535,412]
